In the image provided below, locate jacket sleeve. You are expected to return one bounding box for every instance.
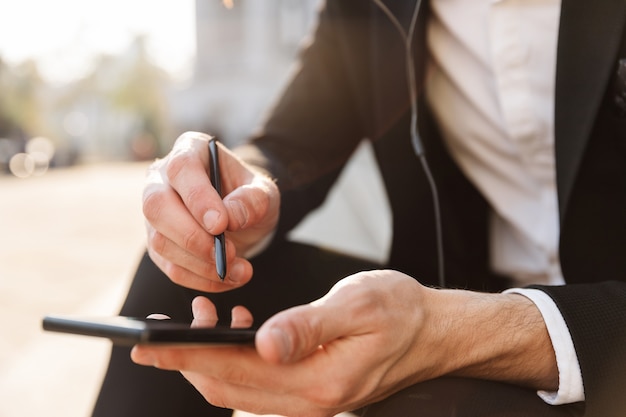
[235,1,374,238]
[533,282,626,416]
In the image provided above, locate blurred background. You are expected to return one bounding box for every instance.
[0,0,321,168]
[0,1,390,416]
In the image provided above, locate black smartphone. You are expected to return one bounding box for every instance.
[42,315,257,346]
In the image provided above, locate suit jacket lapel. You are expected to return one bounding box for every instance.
[555,0,626,220]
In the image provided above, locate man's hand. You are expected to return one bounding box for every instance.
[143,131,280,292]
[131,270,559,417]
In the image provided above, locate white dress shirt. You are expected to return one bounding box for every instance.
[424,0,584,404]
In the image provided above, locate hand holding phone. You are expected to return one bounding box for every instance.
[42,315,257,346]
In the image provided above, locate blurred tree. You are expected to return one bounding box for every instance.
[0,57,45,137]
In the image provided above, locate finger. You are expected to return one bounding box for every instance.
[131,343,258,372]
[222,176,279,232]
[231,305,254,329]
[254,305,326,365]
[255,276,374,364]
[191,296,218,328]
[130,344,301,400]
[129,344,347,414]
[148,226,250,286]
[147,245,253,293]
[165,132,232,235]
[181,370,335,416]
[143,177,214,262]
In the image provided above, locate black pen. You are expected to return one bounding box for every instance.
[208,137,227,281]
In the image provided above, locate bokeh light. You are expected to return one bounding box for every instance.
[9,153,35,178]
[8,137,55,178]
[63,112,89,137]
[26,136,56,160]
[29,151,51,176]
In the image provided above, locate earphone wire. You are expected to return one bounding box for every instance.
[373,0,446,288]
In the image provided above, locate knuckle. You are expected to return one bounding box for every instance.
[164,263,188,287]
[237,186,271,226]
[185,184,208,210]
[149,231,168,255]
[180,130,211,142]
[335,273,384,315]
[142,188,166,222]
[165,151,195,183]
[248,188,270,220]
[181,227,203,253]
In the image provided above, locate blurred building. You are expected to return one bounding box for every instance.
[168,0,320,147]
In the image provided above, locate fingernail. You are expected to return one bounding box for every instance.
[146,313,170,320]
[227,200,248,228]
[270,327,292,363]
[203,209,221,232]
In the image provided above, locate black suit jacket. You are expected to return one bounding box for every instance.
[236,1,626,415]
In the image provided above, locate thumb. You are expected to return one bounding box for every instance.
[255,301,349,365]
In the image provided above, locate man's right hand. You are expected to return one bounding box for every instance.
[142,131,280,293]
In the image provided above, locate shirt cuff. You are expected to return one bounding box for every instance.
[503,288,585,405]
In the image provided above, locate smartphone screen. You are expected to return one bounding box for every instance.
[42,315,257,346]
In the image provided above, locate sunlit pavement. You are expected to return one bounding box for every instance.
[0,162,148,417]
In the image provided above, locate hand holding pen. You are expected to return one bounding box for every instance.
[142,131,281,293]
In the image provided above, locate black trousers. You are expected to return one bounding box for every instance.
[91,240,585,417]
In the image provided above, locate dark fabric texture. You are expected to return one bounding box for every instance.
[360,378,585,417]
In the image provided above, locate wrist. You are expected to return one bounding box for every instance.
[421,288,559,390]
